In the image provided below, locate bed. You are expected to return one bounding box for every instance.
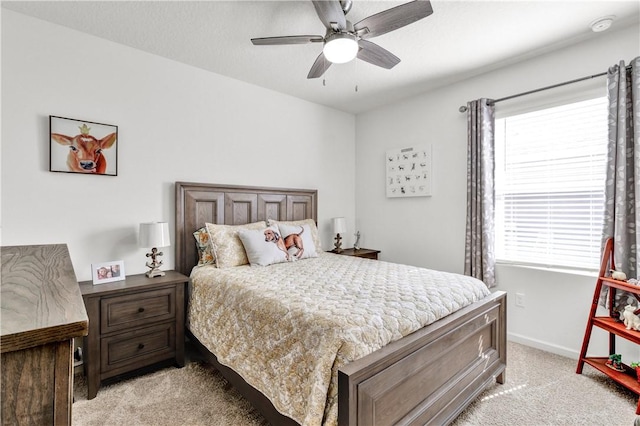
[175,181,506,426]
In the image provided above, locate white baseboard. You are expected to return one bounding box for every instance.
[507,332,579,360]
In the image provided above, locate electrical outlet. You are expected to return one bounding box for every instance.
[515,293,525,308]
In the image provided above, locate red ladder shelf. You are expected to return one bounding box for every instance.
[576,238,640,414]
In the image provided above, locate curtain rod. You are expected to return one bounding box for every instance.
[458,65,632,113]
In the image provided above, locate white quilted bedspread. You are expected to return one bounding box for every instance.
[188,252,490,426]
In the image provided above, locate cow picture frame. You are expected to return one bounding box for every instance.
[49,116,118,176]
[91,260,125,285]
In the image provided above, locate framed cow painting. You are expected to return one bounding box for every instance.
[49,116,118,176]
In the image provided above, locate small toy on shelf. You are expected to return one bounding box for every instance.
[612,307,622,321]
[623,305,640,331]
[611,269,628,281]
[606,354,625,372]
[631,362,640,383]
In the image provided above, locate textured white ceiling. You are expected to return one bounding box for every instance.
[3,1,639,114]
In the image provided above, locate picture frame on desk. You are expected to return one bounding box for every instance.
[91,260,125,285]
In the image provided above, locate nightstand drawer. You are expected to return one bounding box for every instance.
[101,322,176,374]
[100,287,176,334]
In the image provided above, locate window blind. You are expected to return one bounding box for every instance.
[495,96,608,270]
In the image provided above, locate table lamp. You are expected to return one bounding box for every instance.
[139,222,170,278]
[332,217,346,253]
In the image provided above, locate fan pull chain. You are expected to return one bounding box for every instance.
[354,55,358,92]
[323,55,328,86]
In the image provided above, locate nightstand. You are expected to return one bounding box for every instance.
[330,248,381,260]
[78,270,189,399]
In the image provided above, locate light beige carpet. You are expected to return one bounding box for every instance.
[73,342,638,425]
[451,342,637,425]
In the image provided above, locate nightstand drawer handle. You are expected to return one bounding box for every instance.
[138,343,145,350]
[138,307,145,313]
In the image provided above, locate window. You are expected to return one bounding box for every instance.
[495,96,608,270]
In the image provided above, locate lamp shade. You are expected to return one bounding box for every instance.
[332,217,347,234]
[139,222,171,248]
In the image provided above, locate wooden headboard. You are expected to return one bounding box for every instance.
[175,182,318,276]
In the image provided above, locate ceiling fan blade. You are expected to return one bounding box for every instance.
[354,0,433,40]
[311,0,346,31]
[251,35,324,45]
[357,40,400,69]
[307,52,332,79]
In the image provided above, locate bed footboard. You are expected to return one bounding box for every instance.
[338,291,507,426]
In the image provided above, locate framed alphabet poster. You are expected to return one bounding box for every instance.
[386,144,432,198]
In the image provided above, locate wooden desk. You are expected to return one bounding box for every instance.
[1,244,88,425]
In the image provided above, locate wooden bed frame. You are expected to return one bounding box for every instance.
[175,181,507,426]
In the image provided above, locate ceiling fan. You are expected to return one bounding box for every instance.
[251,0,433,79]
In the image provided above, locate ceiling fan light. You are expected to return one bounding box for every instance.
[323,33,358,64]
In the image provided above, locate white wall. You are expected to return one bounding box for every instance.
[355,24,640,359]
[3,7,639,362]
[1,10,356,281]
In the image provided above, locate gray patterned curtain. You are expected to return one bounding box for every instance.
[601,57,640,311]
[464,98,496,287]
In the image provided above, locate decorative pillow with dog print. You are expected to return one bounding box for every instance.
[193,227,215,266]
[238,226,290,266]
[277,223,318,260]
[205,221,266,268]
[268,219,322,253]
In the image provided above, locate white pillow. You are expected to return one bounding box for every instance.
[268,219,322,253]
[238,226,289,266]
[277,223,318,260]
